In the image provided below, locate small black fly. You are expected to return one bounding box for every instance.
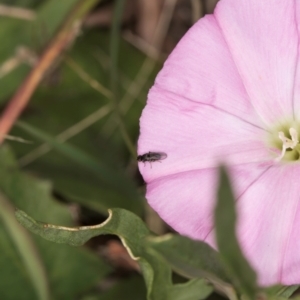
[137,152,167,166]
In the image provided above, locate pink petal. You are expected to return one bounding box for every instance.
[138,88,271,183]
[291,4,300,119]
[215,0,299,126]
[281,195,300,285]
[228,165,300,285]
[154,14,263,128]
[146,162,270,249]
[146,169,218,239]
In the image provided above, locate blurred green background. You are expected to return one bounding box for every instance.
[0,1,221,299]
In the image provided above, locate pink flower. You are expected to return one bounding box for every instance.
[137,0,300,286]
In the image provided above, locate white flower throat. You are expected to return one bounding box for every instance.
[277,127,299,161]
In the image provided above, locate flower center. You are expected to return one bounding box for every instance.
[277,127,300,161]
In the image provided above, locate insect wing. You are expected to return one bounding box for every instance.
[155,152,167,160]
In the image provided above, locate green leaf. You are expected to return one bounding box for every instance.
[276,286,299,298]
[0,218,42,300]
[15,208,147,246]
[265,285,299,298]
[148,234,238,299]
[169,279,212,300]
[16,207,212,300]
[0,145,111,299]
[0,191,49,300]
[148,234,229,282]
[215,166,257,299]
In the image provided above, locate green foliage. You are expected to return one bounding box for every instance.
[148,234,229,283]
[0,146,111,300]
[16,207,213,300]
[265,285,300,299]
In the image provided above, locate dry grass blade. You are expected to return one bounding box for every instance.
[18,105,111,166]
[65,56,112,99]
[0,4,36,21]
[191,0,204,23]
[4,134,32,144]
[0,47,37,79]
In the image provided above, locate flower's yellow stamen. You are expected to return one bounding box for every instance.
[277,128,299,161]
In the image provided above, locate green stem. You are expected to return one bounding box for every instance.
[110,0,136,157]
